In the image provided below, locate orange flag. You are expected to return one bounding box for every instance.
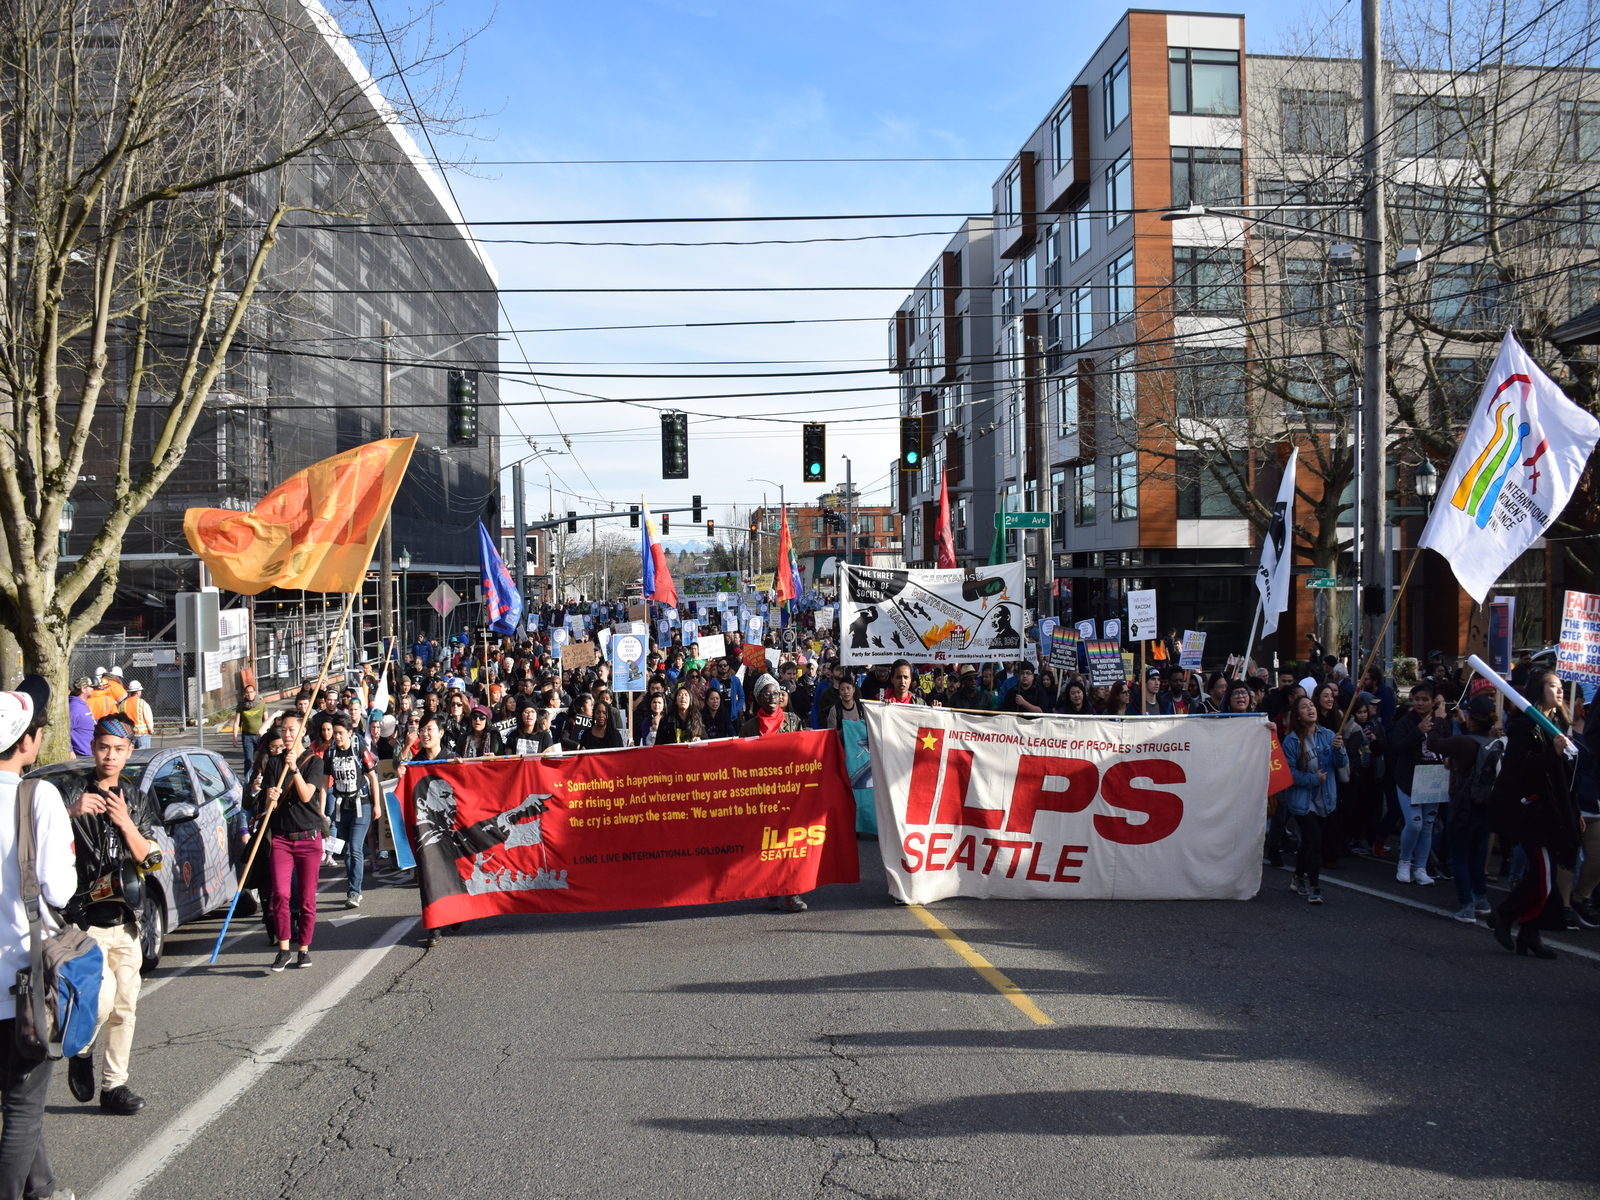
[1267,725,1295,796]
[184,437,417,595]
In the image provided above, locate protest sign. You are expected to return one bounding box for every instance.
[1075,619,1097,641]
[683,571,743,596]
[1084,639,1125,685]
[560,641,598,670]
[609,633,647,693]
[864,705,1269,902]
[1048,629,1080,670]
[1488,597,1515,674]
[550,628,569,648]
[627,603,649,623]
[1558,590,1600,687]
[698,633,726,660]
[840,562,1025,665]
[741,643,769,674]
[1127,590,1157,641]
[1178,630,1206,670]
[1104,618,1121,642]
[400,734,859,928]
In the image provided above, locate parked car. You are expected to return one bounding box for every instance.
[28,747,253,972]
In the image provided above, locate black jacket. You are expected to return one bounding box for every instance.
[1489,710,1580,853]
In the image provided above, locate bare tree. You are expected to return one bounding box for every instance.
[0,0,469,757]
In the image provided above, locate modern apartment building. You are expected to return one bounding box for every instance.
[893,8,1599,665]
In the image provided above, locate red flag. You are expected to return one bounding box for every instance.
[1267,726,1295,796]
[935,467,957,568]
[775,507,800,602]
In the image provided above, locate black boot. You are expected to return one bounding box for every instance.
[1491,907,1516,952]
[1516,925,1557,960]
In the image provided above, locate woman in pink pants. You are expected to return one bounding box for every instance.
[258,713,324,971]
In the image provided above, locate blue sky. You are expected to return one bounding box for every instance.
[369,0,1308,541]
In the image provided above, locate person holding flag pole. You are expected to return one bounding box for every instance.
[183,436,418,964]
[1243,449,1298,683]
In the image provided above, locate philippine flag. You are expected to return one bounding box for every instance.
[640,503,678,606]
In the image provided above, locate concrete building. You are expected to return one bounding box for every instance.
[892,8,1599,667]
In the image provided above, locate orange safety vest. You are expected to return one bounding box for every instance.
[88,689,118,720]
[103,679,127,704]
[122,696,154,737]
[1151,640,1168,662]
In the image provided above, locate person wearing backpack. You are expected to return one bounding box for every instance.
[1426,693,1502,924]
[0,679,79,1200]
[55,716,159,1116]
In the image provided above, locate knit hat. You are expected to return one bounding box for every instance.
[752,673,779,699]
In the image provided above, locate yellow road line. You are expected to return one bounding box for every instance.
[905,903,1054,1026]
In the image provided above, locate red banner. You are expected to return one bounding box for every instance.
[399,732,859,928]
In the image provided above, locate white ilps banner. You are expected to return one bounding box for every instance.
[864,704,1269,902]
[839,562,1025,665]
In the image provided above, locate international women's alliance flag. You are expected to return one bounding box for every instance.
[1418,329,1599,604]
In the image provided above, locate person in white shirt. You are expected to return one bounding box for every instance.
[0,677,79,1200]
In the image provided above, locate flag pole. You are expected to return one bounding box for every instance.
[1335,549,1420,734]
[210,585,361,964]
[1237,598,1263,680]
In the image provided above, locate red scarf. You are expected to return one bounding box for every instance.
[757,707,785,736]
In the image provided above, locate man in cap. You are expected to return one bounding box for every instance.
[121,681,154,749]
[740,675,807,913]
[1141,667,1163,716]
[0,677,79,1199]
[57,715,158,1116]
[70,677,96,757]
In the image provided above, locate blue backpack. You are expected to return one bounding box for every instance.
[12,780,103,1060]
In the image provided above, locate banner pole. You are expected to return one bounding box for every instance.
[210,585,361,964]
[1238,599,1263,680]
[1139,641,1146,715]
[1336,550,1420,734]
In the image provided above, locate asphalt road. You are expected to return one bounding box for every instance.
[37,838,1600,1200]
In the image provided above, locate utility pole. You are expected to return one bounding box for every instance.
[512,462,526,628]
[844,457,853,569]
[378,319,394,670]
[1360,0,1388,666]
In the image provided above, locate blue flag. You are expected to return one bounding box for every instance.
[477,522,523,635]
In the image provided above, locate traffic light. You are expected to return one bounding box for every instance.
[660,411,689,479]
[447,370,478,446]
[706,519,715,538]
[629,504,639,528]
[566,511,577,534]
[692,495,702,523]
[661,513,670,535]
[899,415,923,471]
[803,423,826,483]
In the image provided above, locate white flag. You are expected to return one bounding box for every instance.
[1418,329,1599,604]
[370,669,389,721]
[1257,448,1299,636]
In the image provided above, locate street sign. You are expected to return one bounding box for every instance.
[993,511,1051,529]
[1307,567,1331,579]
[1305,578,1350,589]
[429,582,461,616]
[1127,589,1157,641]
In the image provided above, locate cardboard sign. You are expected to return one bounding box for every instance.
[1084,639,1126,685]
[1103,618,1121,643]
[1127,590,1157,641]
[559,642,598,670]
[627,603,649,622]
[1558,590,1600,687]
[741,643,769,674]
[698,634,726,660]
[1178,630,1206,671]
[1075,619,1097,641]
[1048,629,1080,670]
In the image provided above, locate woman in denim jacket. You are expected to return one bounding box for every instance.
[1281,695,1347,905]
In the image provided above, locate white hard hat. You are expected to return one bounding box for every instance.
[127,680,143,692]
[0,690,33,747]
[94,666,106,677]
[109,666,123,678]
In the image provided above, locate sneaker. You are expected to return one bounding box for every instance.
[295,950,312,969]
[270,950,293,972]
[67,1052,96,1103]
[780,894,809,912]
[1571,896,1599,929]
[1292,875,1309,896]
[1307,887,1323,905]
[345,893,362,909]
[1413,867,1435,886]
[1565,908,1581,931]
[1474,894,1492,916]
[425,927,444,948]
[1396,862,1412,884]
[1372,841,1387,859]
[1452,904,1478,924]
[99,1085,145,1115]
[1350,844,1372,857]
[321,852,333,866]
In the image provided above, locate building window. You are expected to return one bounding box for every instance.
[1283,258,1326,325]
[941,383,957,429]
[1070,201,1092,261]
[1169,47,1240,116]
[1171,146,1243,207]
[1112,452,1139,520]
[1106,350,1136,422]
[1005,319,1022,389]
[1051,99,1073,175]
[929,263,941,312]
[930,326,942,377]
[1429,261,1502,328]
[1433,356,1487,425]
[1052,469,1068,545]
[1045,302,1064,374]
[1044,224,1062,288]
[1176,450,1248,517]
[1174,349,1248,419]
[1551,190,1599,247]
[1394,183,1487,245]
[1056,373,1079,438]
[1003,164,1022,225]
[1173,246,1245,314]
[1000,263,1016,318]
[1573,262,1600,315]
[1071,284,1093,348]
[1106,151,1133,228]
[1021,250,1037,296]
[1074,463,1097,526]
[909,509,922,555]
[1103,50,1130,134]
[954,496,968,551]
[1108,251,1134,324]
[1396,95,1485,158]
[1007,400,1019,459]
[1255,178,1355,238]
[1281,89,1350,154]
[1566,100,1600,162]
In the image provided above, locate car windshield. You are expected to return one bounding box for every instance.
[40,762,148,791]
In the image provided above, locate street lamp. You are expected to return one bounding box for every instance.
[1413,459,1438,515]
[749,477,785,575]
[58,499,74,555]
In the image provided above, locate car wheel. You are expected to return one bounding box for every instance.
[140,891,166,974]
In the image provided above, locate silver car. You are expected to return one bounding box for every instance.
[28,747,252,971]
